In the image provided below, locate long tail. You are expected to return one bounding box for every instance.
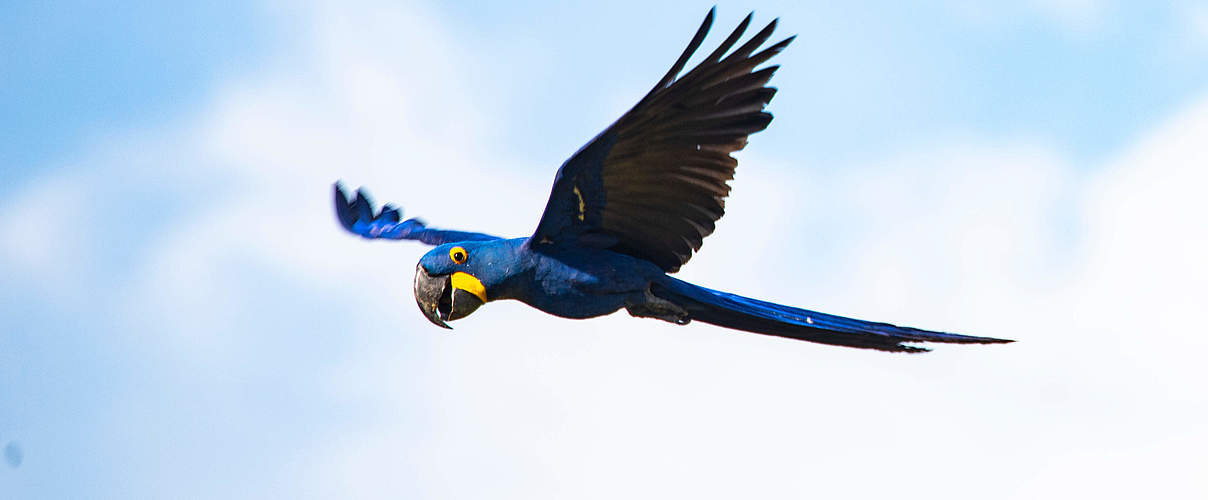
[652,276,1012,353]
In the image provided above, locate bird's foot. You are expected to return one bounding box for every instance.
[626,287,692,325]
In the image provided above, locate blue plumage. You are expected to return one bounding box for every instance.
[651,277,1000,352]
[332,9,1013,352]
[334,184,501,244]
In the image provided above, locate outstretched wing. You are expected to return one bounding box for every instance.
[530,9,794,272]
[333,183,502,245]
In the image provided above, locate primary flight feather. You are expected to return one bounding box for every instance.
[334,9,1012,352]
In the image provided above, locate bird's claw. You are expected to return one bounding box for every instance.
[626,286,692,325]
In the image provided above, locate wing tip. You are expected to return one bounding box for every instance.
[334,182,407,237]
[333,181,358,231]
[770,34,796,53]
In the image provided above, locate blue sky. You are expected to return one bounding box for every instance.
[3,1,1208,498]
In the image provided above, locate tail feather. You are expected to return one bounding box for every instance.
[653,277,1012,353]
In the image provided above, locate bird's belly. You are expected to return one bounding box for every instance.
[519,286,631,319]
[521,269,636,319]
[513,246,661,319]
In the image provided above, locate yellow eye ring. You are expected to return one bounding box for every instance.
[449,246,468,264]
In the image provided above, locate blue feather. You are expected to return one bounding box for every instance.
[653,276,1011,352]
[333,183,502,245]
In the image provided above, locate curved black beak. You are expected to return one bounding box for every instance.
[413,265,485,329]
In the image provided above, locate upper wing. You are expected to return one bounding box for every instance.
[530,9,794,272]
[334,183,503,245]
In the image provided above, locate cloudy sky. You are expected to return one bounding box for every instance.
[3,1,1207,498]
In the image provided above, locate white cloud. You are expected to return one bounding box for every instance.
[0,173,88,295]
[1180,1,1208,49]
[1027,0,1109,33]
[949,0,1110,36]
[1072,93,1208,397]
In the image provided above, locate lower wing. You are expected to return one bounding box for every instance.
[334,182,502,245]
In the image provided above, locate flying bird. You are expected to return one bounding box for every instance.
[333,9,1012,352]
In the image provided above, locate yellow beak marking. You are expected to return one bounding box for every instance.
[451,272,487,302]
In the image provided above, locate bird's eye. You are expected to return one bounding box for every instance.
[449,246,468,264]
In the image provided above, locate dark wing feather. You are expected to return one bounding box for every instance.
[530,9,794,272]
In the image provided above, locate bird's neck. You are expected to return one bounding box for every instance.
[482,238,539,301]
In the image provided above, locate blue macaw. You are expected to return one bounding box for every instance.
[334,9,1012,352]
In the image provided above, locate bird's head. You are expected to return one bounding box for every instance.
[413,241,502,328]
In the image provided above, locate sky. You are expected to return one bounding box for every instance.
[2,1,1207,498]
